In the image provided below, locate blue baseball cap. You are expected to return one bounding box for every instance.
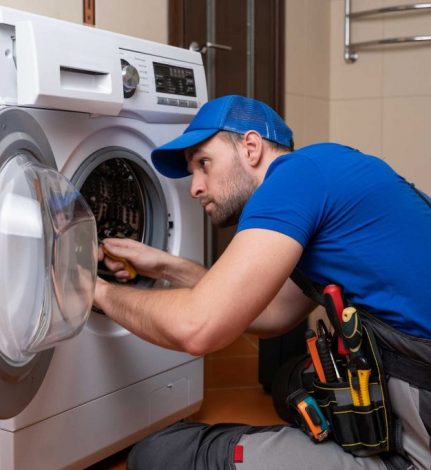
[151,95,293,178]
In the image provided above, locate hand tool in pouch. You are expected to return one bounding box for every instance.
[341,306,364,357]
[317,319,342,381]
[323,284,350,355]
[305,329,327,383]
[287,389,329,442]
[342,307,372,406]
[316,336,339,383]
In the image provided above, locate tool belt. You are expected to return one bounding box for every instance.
[283,307,393,457]
[310,312,393,457]
[286,269,431,465]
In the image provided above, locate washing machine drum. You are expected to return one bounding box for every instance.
[0,153,98,366]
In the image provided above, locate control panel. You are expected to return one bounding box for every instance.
[119,47,207,123]
[154,62,196,97]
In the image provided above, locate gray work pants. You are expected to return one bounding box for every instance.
[127,421,387,470]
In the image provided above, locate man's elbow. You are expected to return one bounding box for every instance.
[175,306,236,356]
[177,322,218,356]
[180,333,213,356]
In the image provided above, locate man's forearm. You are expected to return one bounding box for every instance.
[95,279,198,352]
[161,255,207,288]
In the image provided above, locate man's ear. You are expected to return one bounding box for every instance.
[242,130,264,168]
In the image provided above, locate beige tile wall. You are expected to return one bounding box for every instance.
[286,0,431,193]
[285,0,331,148]
[0,0,82,22]
[329,0,431,192]
[0,1,169,44]
[95,0,168,43]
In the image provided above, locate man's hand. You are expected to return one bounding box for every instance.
[99,238,169,281]
[99,238,207,287]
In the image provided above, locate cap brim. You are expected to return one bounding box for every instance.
[151,128,219,178]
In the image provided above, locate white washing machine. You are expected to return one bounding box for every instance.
[0,7,207,470]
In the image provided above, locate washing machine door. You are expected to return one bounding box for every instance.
[0,108,98,418]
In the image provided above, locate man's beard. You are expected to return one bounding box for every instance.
[207,156,257,228]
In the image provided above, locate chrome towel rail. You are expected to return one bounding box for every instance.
[344,0,431,62]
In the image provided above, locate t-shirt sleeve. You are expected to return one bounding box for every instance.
[237,156,327,247]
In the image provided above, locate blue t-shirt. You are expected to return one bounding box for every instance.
[237,143,431,339]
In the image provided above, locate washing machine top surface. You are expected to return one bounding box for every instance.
[0,6,208,122]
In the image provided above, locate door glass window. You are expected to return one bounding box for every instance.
[0,153,97,366]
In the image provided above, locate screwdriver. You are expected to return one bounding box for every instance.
[323,285,349,356]
[305,329,327,383]
[342,307,372,406]
[99,239,138,280]
[341,306,363,357]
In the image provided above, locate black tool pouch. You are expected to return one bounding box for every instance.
[311,316,395,457]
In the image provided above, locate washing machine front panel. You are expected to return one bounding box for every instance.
[0,11,206,465]
[0,108,98,419]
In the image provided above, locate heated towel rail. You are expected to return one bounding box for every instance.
[344,1,431,62]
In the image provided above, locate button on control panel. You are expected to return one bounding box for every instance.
[157,96,197,108]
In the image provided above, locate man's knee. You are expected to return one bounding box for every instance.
[127,421,209,470]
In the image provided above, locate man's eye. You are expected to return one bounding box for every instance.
[199,159,209,168]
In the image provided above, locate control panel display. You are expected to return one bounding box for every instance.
[153,62,196,97]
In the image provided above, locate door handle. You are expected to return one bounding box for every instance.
[189,41,232,54]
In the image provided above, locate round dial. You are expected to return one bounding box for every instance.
[121,59,140,98]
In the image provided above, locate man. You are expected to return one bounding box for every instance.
[94,95,431,469]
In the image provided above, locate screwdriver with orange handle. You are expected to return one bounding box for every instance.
[99,240,138,280]
[305,329,327,383]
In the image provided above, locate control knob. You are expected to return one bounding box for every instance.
[121,59,140,98]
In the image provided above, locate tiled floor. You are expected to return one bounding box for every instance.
[87,334,284,469]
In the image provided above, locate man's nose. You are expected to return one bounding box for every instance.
[190,174,206,198]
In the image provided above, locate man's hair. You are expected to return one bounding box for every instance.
[219,130,294,153]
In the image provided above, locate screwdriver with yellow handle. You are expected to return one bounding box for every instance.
[100,240,138,280]
[342,306,371,407]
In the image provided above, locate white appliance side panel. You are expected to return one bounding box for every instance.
[0,358,203,470]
